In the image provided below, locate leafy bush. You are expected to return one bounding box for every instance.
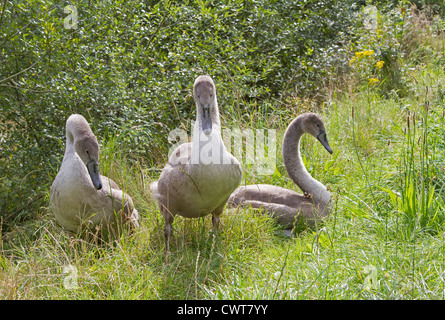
[0,0,443,229]
[347,2,444,97]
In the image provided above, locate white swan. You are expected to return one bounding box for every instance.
[50,114,140,240]
[228,113,333,232]
[150,75,242,250]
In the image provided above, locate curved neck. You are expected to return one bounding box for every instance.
[64,116,93,157]
[282,117,330,204]
[65,125,76,157]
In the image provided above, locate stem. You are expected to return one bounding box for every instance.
[0,0,7,30]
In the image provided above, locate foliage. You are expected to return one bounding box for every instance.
[0,0,445,300]
[379,98,445,239]
[348,1,445,97]
[0,0,363,228]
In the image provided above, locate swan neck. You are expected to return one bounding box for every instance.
[65,127,76,156]
[64,115,94,157]
[282,117,329,204]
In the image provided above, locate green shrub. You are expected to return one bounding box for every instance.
[0,0,443,229]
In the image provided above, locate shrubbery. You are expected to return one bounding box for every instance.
[0,0,443,230]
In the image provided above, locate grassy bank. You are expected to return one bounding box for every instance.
[2,54,445,299]
[1,2,445,300]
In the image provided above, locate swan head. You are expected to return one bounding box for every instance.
[67,114,103,191]
[194,75,216,136]
[74,135,103,190]
[302,113,333,154]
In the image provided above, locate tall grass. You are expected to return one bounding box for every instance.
[381,91,445,240]
[1,5,445,301]
[3,70,445,299]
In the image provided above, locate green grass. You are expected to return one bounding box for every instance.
[2,62,445,300]
[2,15,445,300]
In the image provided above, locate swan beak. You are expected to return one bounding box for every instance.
[86,160,103,190]
[317,131,333,154]
[201,107,212,136]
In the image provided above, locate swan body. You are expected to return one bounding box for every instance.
[50,114,140,239]
[228,113,333,230]
[150,75,242,249]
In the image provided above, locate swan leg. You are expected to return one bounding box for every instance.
[211,197,229,233]
[161,205,174,252]
[164,224,173,252]
[211,214,221,233]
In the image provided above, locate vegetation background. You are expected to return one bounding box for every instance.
[1,0,445,299]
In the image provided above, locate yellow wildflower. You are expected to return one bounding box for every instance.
[349,57,356,66]
[355,50,374,59]
[355,51,365,58]
[376,61,385,69]
[368,78,379,85]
